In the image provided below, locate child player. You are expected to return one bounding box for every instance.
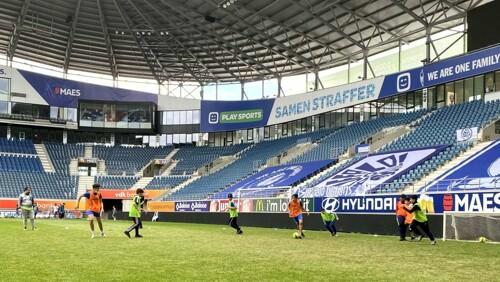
[288,194,307,239]
[76,184,105,239]
[124,188,145,238]
[320,208,338,236]
[225,193,243,234]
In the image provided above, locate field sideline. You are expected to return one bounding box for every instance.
[1,218,499,281]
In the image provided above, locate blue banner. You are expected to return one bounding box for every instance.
[314,191,500,214]
[18,69,158,108]
[213,160,335,199]
[200,99,275,132]
[424,140,500,192]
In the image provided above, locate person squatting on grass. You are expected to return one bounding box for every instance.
[76,183,105,239]
[18,186,36,230]
[124,188,145,238]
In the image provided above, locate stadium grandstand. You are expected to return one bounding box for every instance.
[0,0,499,280]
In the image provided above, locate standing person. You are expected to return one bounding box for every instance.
[404,195,436,245]
[124,189,145,238]
[53,204,59,219]
[33,203,39,219]
[396,194,409,241]
[288,194,307,239]
[404,197,418,240]
[18,187,36,230]
[112,206,117,221]
[320,208,338,236]
[76,184,105,239]
[58,203,66,219]
[225,193,243,235]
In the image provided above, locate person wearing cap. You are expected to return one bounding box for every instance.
[396,194,409,241]
[225,193,243,235]
[404,195,436,245]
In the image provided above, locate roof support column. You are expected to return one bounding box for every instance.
[362,50,368,80]
[425,26,432,64]
[314,69,319,91]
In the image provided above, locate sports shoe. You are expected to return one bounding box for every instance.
[301,232,305,238]
[431,240,437,245]
[91,233,95,239]
[100,232,106,238]
[399,238,407,241]
[23,227,27,231]
[124,231,131,238]
[237,230,243,235]
[135,234,143,238]
[417,235,423,241]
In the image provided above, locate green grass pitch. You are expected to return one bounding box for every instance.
[1,218,499,281]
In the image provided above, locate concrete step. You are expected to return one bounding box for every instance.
[132,177,154,189]
[34,144,55,173]
[84,146,93,158]
[78,175,95,196]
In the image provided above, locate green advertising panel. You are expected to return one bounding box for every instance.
[252,198,314,213]
[220,109,263,123]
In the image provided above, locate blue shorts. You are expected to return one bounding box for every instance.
[85,211,101,218]
[292,214,303,223]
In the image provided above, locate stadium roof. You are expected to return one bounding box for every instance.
[0,0,489,84]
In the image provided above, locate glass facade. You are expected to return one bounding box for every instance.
[79,102,154,129]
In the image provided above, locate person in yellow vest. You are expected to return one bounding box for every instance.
[404,195,436,245]
[320,208,339,236]
[76,184,105,239]
[124,188,145,238]
[225,193,243,235]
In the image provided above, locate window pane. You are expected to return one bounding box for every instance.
[166,111,174,125]
[192,110,200,124]
[464,78,474,101]
[0,78,9,100]
[455,80,464,104]
[186,111,193,124]
[485,73,495,93]
[179,111,187,125]
[474,75,484,99]
[173,111,180,124]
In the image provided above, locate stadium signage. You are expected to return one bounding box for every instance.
[252,198,314,213]
[446,192,500,212]
[53,86,81,97]
[175,201,210,212]
[220,109,263,123]
[99,189,163,200]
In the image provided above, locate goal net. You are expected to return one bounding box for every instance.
[443,212,500,242]
[235,186,293,200]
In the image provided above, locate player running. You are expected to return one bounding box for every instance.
[320,208,338,236]
[76,184,105,239]
[18,187,36,230]
[404,195,436,245]
[124,188,145,238]
[225,193,243,235]
[288,194,307,239]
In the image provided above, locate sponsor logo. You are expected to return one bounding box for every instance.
[443,194,453,211]
[175,201,209,211]
[220,109,263,124]
[397,72,411,92]
[322,198,340,212]
[208,112,219,124]
[454,193,500,212]
[53,86,81,96]
[0,68,5,75]
[419,69,425,87]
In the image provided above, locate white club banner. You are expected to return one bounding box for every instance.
[456,127,478,142]
[312,147,445,197]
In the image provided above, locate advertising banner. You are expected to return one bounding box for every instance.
[424,140,500,192]
[315,191,500,214]
[16,69,158,108]
[175,201,210,212]
[200,99,275,132]
[209,198,254,213]
[252,197,314,213]
[309,146,447,197]
[147,201,175,212]
[99,189,164,200]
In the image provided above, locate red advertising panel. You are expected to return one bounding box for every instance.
[99,189,164,199]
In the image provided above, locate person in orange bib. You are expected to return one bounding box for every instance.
[76,183,105,239]
[288,194,307,239]
[395,194,409,241]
